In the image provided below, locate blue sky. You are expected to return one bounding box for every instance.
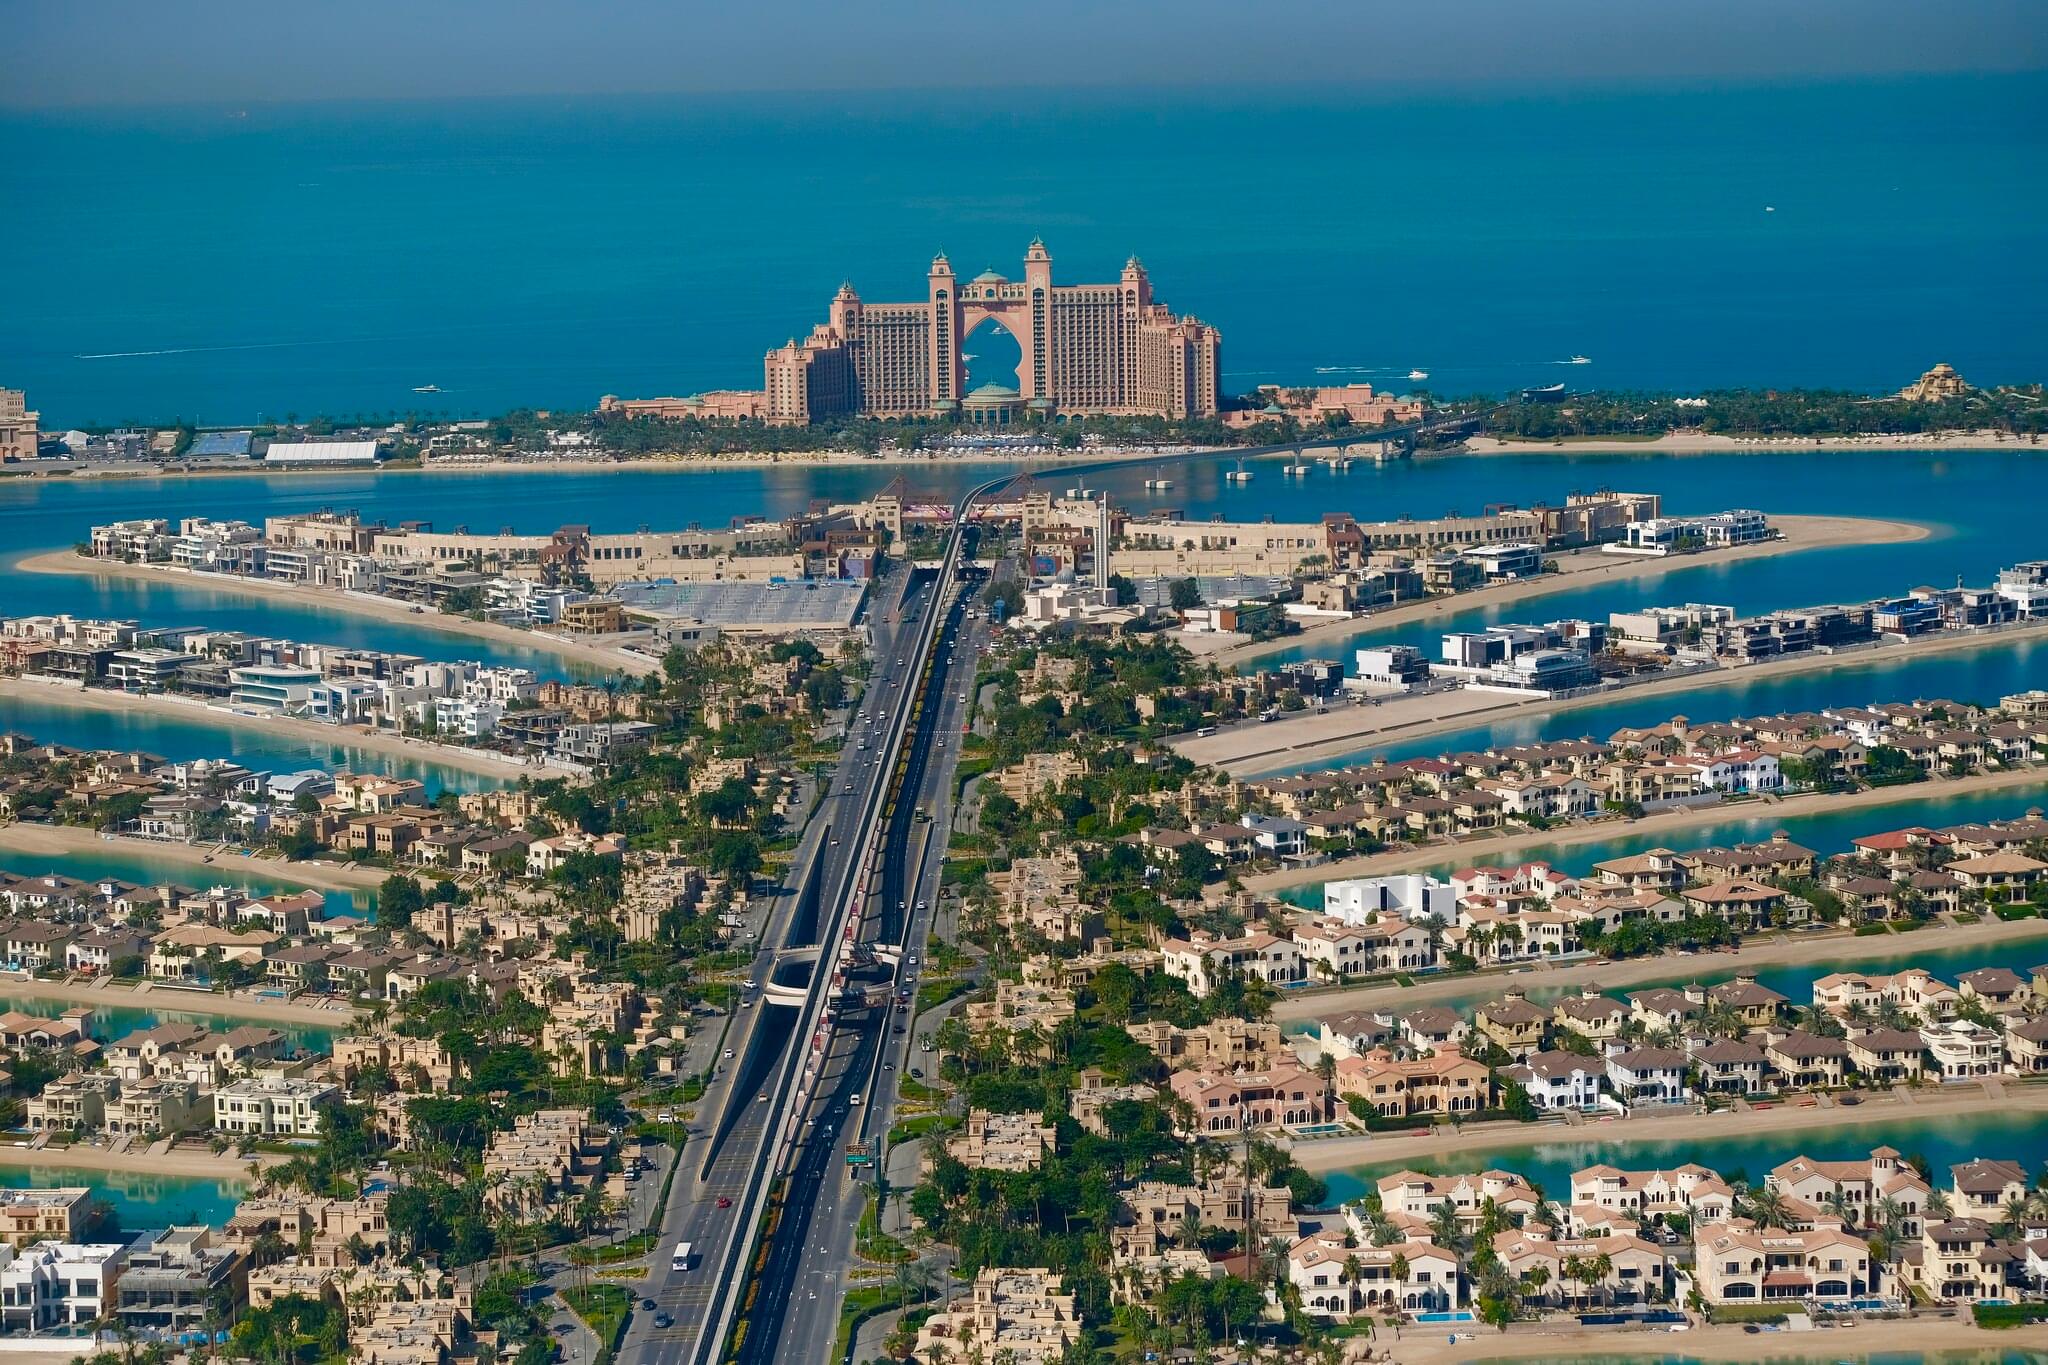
[5,0,2044,108]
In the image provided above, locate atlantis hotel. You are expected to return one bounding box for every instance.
[761,241,1222,426]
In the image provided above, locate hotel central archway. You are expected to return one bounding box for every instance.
[962,313,1025,393]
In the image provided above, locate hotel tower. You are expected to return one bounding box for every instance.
[763,241,1221,425]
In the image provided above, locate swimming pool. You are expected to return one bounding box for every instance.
[1414,1311,1477,1324]
[1293,1123,1349,1137]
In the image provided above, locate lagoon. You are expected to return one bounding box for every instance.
[0,990,343,1055]
[1,1162,244,1230]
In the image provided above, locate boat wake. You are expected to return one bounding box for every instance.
[75,339,332,360]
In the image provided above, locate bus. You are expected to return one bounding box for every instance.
[671,1241,695,1271]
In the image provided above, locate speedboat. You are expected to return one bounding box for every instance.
[1407,369,1429,381]
[1568,355,1591,365]
[412,384,441,393]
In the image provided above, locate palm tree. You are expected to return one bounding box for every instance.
[1560,1254,1587,1308]
[1430,1200,1463,1254]
[1526,1263,1552,1306]
[1313,1051,1338,1117]
[1744,1185,1791,1230]
[1590,1252,1615,1307]
[1926,1189,1953,1221]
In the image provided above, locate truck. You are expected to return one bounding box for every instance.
[670,1241,695,1271]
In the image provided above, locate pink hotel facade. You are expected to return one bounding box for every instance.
[762,241,1222,426]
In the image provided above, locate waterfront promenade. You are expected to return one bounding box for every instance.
[1243,762,2048,894]
[18,547,659,677]
[1216,510,1928,668]
[0,1136,270,1180]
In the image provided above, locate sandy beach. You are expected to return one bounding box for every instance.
[1287,1081,2048,1174]
[1243,762,2048,895]
[1388,1314,2048,1364]
[1271,912,2048,1023]
[0,969,364,1027]
[0,819,390,892]
[0,1138,272,1180]
[0,673,570,781]
[1219,512,1928,669]
[1188,615,2048,776]
[1464,428,2042,457]
[14,548,658,677]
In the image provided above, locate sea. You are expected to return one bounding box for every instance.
[3,74,2046,427]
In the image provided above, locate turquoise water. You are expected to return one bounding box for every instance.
[5,77,2044,425]
[0,991,343,1055]
[1322,1109,2048,1207]
[0,1163,243,1230]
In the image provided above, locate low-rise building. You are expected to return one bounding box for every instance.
[0,1240,125,1330]
[943,1110,1057,1173]
[213,1075,339,1137]
[1693,1218,1875,1306]
[913,1267,1079,1365]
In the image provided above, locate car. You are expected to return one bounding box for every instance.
[848,1094,862,1105]
[654,1312,673,1329]
[716,1196,733,1209]
[742,978,758,990]
[892,1025,905,1035]
[723,1049,735,1059]
[642,1299,658,1311]
[884,1062,896,1071]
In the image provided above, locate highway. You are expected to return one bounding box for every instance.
[736,555,990,1365]
[632,485,987,1365]
[619,560,949,1365]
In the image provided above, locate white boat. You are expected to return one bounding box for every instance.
[412,384,441,394]
[1568,355,1591,365]
[1407,369,1429,381]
